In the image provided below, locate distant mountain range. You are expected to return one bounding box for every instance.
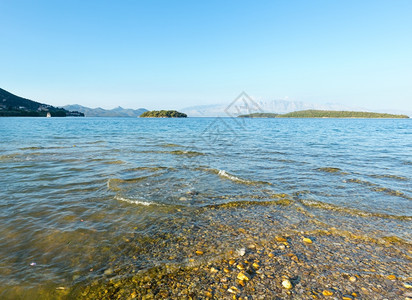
[63,105,147,117]
[0,88,83,117]
[181,100,356,117]
[181,99,412,117]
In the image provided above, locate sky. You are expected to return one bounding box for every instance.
[1,0,411,111]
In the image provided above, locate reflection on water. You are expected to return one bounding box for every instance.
[0,117,411,298]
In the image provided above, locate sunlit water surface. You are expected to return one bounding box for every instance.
[0,117,411,296]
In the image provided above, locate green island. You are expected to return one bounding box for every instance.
[238,110,409,119]
[140,110,187,118]
[238,113,279,118]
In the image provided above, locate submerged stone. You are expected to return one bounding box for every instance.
[282,279,293,289]
[237,272,250,281]
[303,237,313,244]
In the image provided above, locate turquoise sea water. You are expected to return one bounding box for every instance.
[0,117,411,297]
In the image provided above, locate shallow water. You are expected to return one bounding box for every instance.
[0,117,411,298]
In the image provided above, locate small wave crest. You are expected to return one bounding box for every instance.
[104,160,126,165]
[299,199,412,221]
[316,167,349,175]
[114,196,159,206]
[218,170,247,183]
[169,150,205,156]
[216,169,271,186]
[160,143,183,148]
[139,150,205,157]
[347,178,412,200]
[201,198,292,210]
[369,174,409,181]
[0,153,22,161]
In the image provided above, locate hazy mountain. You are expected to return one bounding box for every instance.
[181,99,356,117]
[63,105,147,117]
[0,88,83,117]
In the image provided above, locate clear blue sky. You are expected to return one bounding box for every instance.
[1,0,411,111]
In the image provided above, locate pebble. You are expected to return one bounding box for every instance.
[404,283,412,288]
[291,255,299,262]
[387,274,396,280]
[238,228,246,234]
[210,267,218,273]
[252,262,260,269]
[237,272,250,281]
[322,290,333,296]
[275,236,287,242]
[195,250,204,255]
[349,276,357,282]
[247,244,256,249]
[303,238,313,244]
[282,279,293,289]
[236,248,246,256]
[104,268,113,275]
[227,286,239,294]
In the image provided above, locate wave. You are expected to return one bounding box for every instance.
[347,178,412,200]
[316,167,349,175]
[218,170,248,183]
[294,227,412,247]
[18,146,66,150]
[114,196,159,206]
[0,153,22,161]
[159,143,183,148]
[197,168,271,186]
[369,174,409,181]
[202,198,292,210]
[169,150,205,156]
[218,169,271,185]
[299,199,412,221]
[139,150,205,157]
[103,160,126,165]
[124,166,171,172]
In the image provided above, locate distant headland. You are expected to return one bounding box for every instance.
[0,88,84,117]
[140,110,187,118]
[238,110,409,119]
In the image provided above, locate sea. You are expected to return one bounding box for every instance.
[0,117,411,298]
